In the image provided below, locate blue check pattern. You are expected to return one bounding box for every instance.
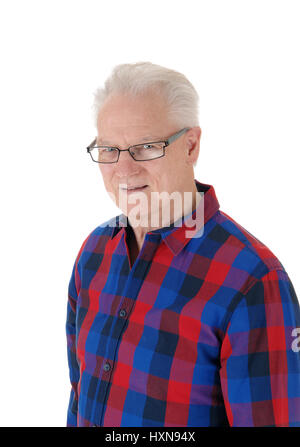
[66,179,300,426]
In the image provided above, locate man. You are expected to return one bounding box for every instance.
[66,62,300,427]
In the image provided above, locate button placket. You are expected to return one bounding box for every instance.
[96,234,161,427]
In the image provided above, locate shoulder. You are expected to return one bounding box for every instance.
[210,209,285,280]
[209,210,298,331]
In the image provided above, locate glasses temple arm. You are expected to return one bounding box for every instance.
[166,127,190,145]
[87,138,97,152]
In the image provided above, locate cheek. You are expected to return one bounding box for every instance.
[150,160,175,189]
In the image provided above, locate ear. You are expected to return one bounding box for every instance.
[185,127,201,166]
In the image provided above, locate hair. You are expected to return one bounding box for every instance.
[92,61,200,129]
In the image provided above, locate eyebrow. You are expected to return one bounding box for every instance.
[97,135,163,146]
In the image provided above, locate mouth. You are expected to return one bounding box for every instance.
[120,185,148,193]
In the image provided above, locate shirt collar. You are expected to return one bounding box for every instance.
[110,179,220,256]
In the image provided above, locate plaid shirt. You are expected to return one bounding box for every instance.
[66,179,300,427]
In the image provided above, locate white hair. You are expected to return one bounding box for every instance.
[92,61,200,129]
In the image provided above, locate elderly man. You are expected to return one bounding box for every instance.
[66,62,300,427]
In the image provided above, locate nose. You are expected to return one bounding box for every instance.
[115,149,140,176]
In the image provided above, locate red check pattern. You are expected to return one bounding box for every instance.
[66,179,300,427]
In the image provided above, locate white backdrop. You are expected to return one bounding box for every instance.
[0,0,299,427]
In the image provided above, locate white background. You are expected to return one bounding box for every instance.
[0,0,299,427]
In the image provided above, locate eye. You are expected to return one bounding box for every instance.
[143,144,154,149]
[101,147,116,152]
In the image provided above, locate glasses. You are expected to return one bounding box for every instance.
[86,127,190,163]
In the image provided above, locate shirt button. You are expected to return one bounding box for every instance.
[119,309,127,317]
[103,362,111,372]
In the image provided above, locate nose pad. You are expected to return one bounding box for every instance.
[116,149,139,168]
[115,149,141,178]
[118,148,135,161]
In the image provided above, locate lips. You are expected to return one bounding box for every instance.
[121,185,148,191]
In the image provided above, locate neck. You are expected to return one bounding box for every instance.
[127,181,199,250]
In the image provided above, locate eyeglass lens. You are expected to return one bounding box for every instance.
[90,142,165,162]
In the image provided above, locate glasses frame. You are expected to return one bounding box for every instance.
[86,127,191,163]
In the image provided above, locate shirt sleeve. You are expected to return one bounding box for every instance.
[66,235,90,427]
[66,260,80,427]
[219,268,300,427]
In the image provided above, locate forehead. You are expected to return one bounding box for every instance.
[96,92,172,143]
